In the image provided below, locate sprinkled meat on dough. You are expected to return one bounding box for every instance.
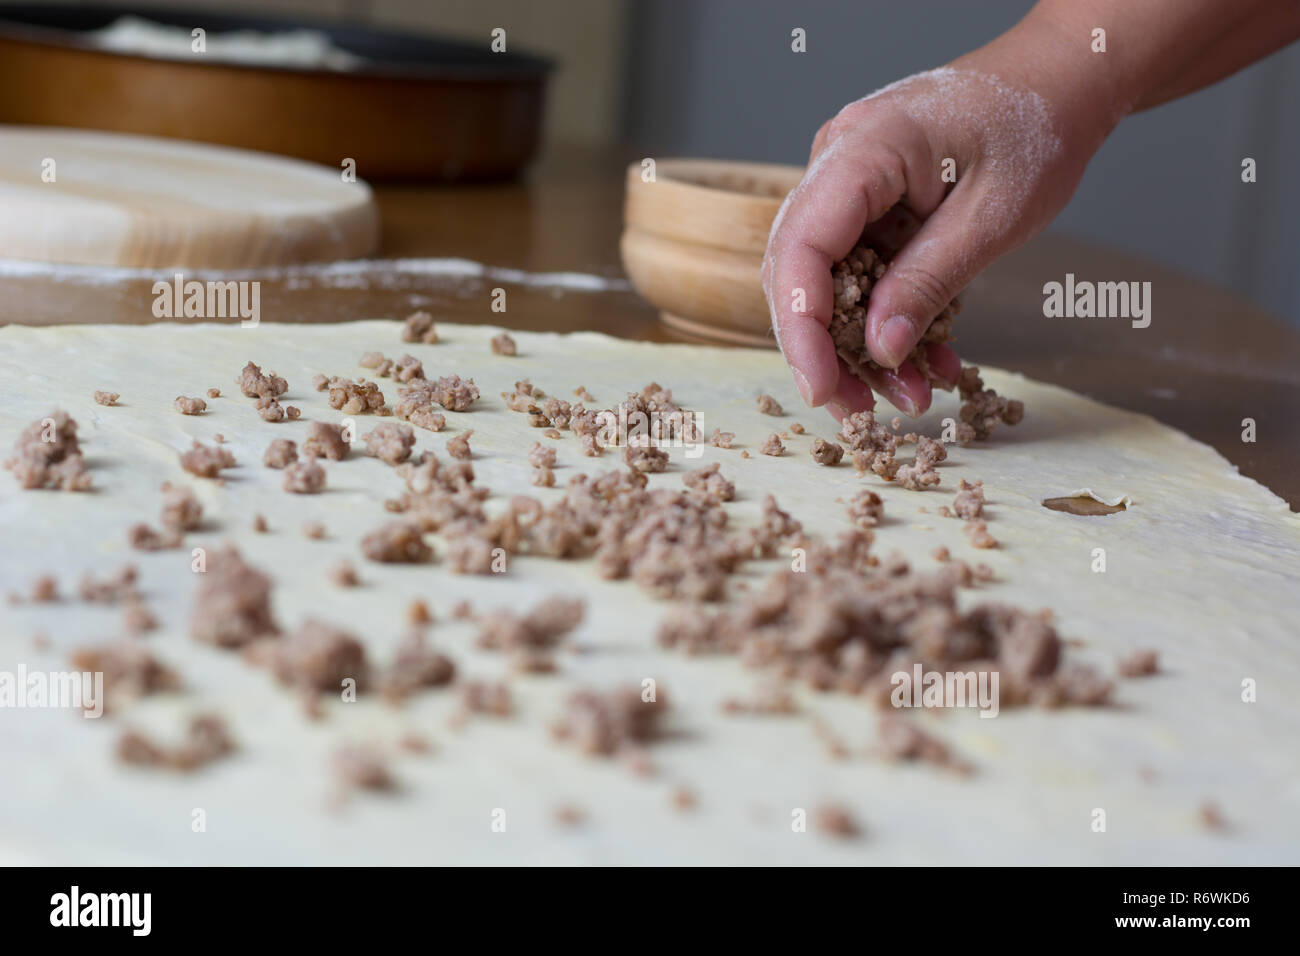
[302,422,350,461]
[810,438,844,465]
[283,459,326,494]
[174,395,206,415]
[5,410,93,491]
[263,438,298,469]
[179,440,236,479]
[401,310,438,344]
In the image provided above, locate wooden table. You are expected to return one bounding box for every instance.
[5,147,1298,508]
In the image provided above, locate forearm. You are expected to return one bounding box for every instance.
[1019,0,1300,115]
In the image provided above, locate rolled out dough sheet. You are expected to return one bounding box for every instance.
[1,321,1297,865]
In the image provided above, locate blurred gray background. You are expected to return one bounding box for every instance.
[25,0,1300,324]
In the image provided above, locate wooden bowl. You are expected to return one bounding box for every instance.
[621,158,804,348]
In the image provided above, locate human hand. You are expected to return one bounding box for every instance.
[762,23,1117,419]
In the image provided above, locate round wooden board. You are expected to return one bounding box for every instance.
[0,126,379,268]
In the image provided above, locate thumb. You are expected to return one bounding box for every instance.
[864,192,999,369]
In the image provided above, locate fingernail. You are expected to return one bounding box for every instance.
[792,367,813,405]
[827,401,850,422]
[877,315,915,368]
[884,389,920,417]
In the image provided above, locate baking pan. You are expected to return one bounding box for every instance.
[0,4,552,181]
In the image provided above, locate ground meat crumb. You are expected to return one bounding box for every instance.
[363,422,416,466]
[895,459,940,491]
[552,804,586,827]
[254,396,287,422]
[839,410,900,480]
[574,386,595,402]
[813,803,861,839]
[830,241,957,391]
[964,519,998,549]
[915,435,948,467]
[174,395,206,415]
[956,366,1025,441]
[683,462,735,502]
[1198,801,1227,831]
[129,522,182,551]
[756,394,783,416]
[311,373,330,392]
[401,310,439,344]
[710,429,735,449]
[459,680,513,717]
[624,438,669,473]
[263,438,298,469]
[179,440,236,479]
[78,565,138,604]
[790,422,805,435]
[1118,649,1160,678]
[362,521,432,563]
[490,333,518,356]
[847,489,884,529]
[236,361,288,400]
[408,599,432,626]
[432,375,479,412]
[191,547,278,648]
[531,465,556,487]
[528,442,557,469]
[302,422,350,461]
[932,546,950,563]
[552,685,667,756]
[252,513,268,533]
[94,391,119,406]
[327,378,386,415]
[206,388,220,399]
[334,745,394,792]
[446,430,473,460]
[158,481,202,532]
[330,561,360,587]
[70,641,179,712]
[31,575,58,603]
[810,438,844,466]
[952,479,985,519]
[5,410,93,491]
[878,715,966,772]
[360,351,425,383]
[118,714,235,772]
[671,787,697,811]
[274,619,368,692]
[302,521,327,539]
[759,433,785,457]
[452,600,474,620]
[283,458,326,494]
[383,630,455,699]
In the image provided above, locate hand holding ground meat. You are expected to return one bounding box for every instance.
[762,0,1297,417]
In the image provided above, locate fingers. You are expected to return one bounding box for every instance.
[828,358,877,416]
[925,342,963,390]
[864,186,997,369]
[765,137,911,407]
[861,358,932,417]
